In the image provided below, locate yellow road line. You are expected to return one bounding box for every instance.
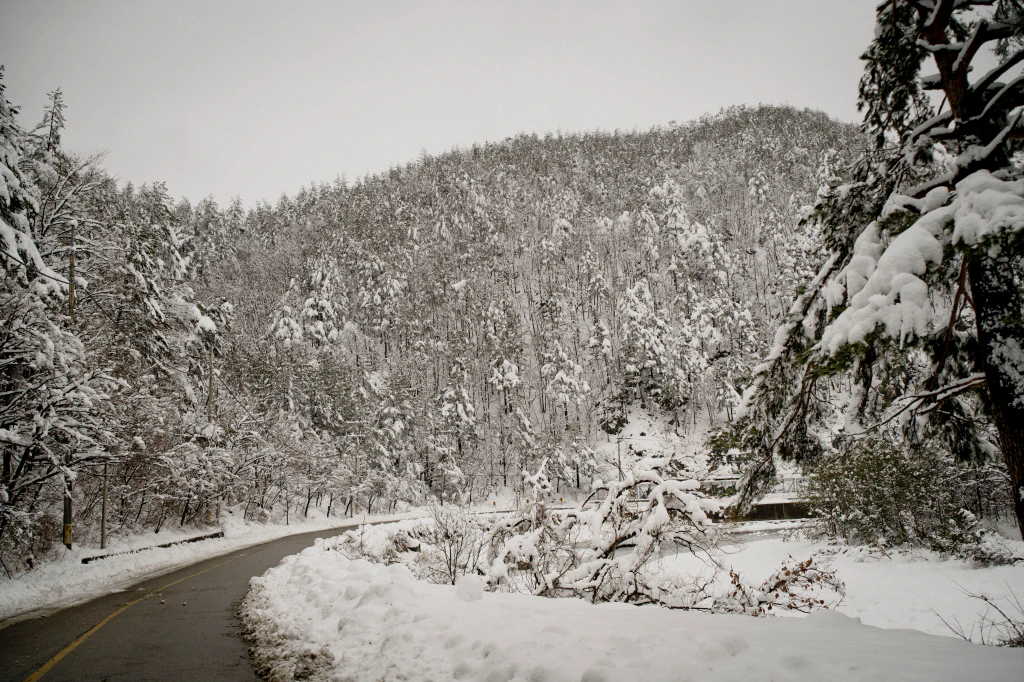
[20,519,394,682]
[22,553,245,682]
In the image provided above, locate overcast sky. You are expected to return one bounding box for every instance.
[1,1,879,206]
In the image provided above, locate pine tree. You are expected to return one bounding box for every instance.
[0,70,114,562]
[733,0,1024,538]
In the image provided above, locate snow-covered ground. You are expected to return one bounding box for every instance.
[285,517,1024,640]
[661,534,1024,637]
[0,507,423,626]
[591,408,711,479]
[242,534,1024,681]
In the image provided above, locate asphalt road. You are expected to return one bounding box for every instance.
[0,520,377,682]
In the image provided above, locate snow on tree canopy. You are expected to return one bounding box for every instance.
[951,171,1024,250]
[821,171,1024,354]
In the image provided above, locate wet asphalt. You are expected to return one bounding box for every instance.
[0,520,376,682]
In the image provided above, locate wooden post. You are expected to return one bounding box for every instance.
[63,475,72,550]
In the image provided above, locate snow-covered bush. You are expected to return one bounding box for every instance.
[489,456,722,606]
[422,502,487,585]
[807,431,1018,564]
[330,459,845,618]
[714,555,845,616]
[486,460,583,596]
[328,509,491,585]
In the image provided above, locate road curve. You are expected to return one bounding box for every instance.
[0,520,379,682]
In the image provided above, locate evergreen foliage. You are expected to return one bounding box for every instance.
[19,43,1005,573]
[731,0,1024,541]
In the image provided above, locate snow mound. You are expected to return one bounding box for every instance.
[456,573,485,601]
[241,540,1024,682]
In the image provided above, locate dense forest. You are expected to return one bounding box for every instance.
[1,72,864,573]
[4,8,1022,574]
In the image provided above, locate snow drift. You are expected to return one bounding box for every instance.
[241,540,1024,682]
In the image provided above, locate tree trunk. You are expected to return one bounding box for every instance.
[969,256,1024,539]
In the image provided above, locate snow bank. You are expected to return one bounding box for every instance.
[242,541,1023,682]
[0,508,422,625]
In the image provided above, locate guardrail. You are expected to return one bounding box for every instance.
[703,475,809,495]
[80,530,225,564]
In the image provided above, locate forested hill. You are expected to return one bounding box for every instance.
[203,105,860,495]
[2,89,860,568]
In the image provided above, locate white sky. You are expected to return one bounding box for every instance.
[0,1,880,206]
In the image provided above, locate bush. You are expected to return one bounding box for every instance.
[0,510,62,576]
[329,507,490,585]
[423,503,487,585]
[807,431,1016,562]
[714,555,845,616]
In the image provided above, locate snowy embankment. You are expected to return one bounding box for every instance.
[242,534,1024,682]
[0,508,423,626]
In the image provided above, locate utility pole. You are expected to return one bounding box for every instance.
[64,220,76,550]
[342,421,365,517]
[101,460,108,550]
[63,473,72,549]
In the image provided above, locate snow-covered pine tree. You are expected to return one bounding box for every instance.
[733,0,1024,538]
[0,69,115,563]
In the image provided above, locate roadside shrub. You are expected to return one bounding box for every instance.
[334,457,846,618]
[423,502,487,585]
[807,431,1017,563]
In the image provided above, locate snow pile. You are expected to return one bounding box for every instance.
[0,508,422,625]
[323,517,438,563]
[456,573,485,601]
[242,542,1024,682]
